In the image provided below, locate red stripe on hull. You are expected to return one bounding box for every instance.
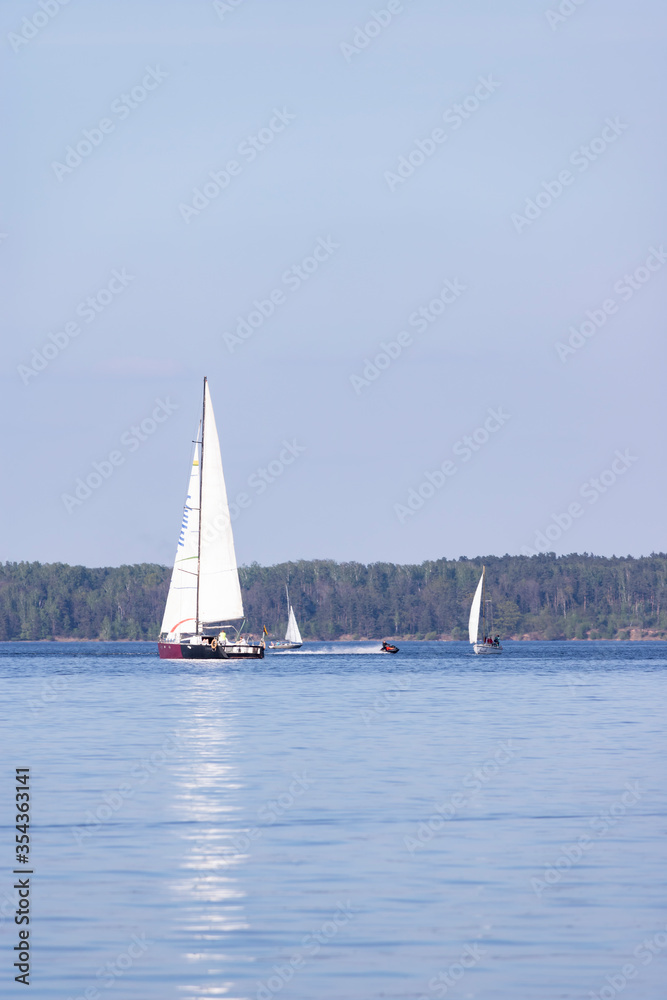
[158,642,183,659]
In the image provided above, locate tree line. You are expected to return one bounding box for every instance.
[0,554,666,642]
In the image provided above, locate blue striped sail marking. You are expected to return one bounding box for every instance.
[178,493,193,548]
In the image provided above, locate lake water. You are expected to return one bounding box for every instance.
[1,640,665,1000]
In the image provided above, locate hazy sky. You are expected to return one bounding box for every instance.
[2,0,665,568]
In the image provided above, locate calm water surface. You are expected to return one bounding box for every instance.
[1,641,665,999]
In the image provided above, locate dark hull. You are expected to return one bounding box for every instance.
[158,641,264,660]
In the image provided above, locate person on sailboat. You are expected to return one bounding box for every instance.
[493,634,500,646]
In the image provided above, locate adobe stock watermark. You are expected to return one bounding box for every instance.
[65,933,151,1000]
[255,901,357,1000]
[61,397,178,514]
[179,108,296,223]
[405,740,516,853]
[350,278,466,394]
[555,246,667,362]
[545,0,588,32]
[511,117,628,233]
[531,782,642,897]
[185,773,317,891]
[394,407,510,524]
[565,670,590,695]
[223,236,339,352]
[8,0,73,55]
[384,75,501,191]
[589,924,667,1000]
[17,267,135,384]
[52,67,168,181]
[361,677,412,726]
[27,676,70,716]
[212,0,248,19]
[339,0,416,63]
[200,439,306,544]
[418,941,486,999]
[71,730,187,846]
[521,449,638,555]
[218,772,315,873]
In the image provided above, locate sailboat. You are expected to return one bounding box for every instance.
[158,378,264,660]
[468,566,503,655]
[269,587,303,652]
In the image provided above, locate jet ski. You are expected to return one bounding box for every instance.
[380,640,399,653]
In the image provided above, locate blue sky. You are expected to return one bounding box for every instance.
[2,0,665,567]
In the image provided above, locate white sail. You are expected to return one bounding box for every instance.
[468,569,484,644]
[160,434,201,637]
[285,605,302,644]
[198,380,244,624]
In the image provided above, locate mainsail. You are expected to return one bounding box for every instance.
[160,433,201,636]
[285,605,302,645]
[468,568,485,644]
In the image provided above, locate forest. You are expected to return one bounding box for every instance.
[1,554,666,641]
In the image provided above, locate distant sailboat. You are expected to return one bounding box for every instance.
[269,587,303,652]
[158,378,264,660]
[469,566,503,655]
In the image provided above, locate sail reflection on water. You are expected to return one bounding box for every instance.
[167,677,251,994]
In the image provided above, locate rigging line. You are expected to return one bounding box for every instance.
[196,377,206,634]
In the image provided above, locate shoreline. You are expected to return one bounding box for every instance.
[3,636,666,644]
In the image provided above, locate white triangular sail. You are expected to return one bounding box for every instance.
[198,380,243,624]
[160,434,201,637]
[285,605,302,644]
[468,568,484,644]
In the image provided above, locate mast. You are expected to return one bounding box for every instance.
[195,376,207,633]
[285,583,290,641]
[482,565,485,639]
